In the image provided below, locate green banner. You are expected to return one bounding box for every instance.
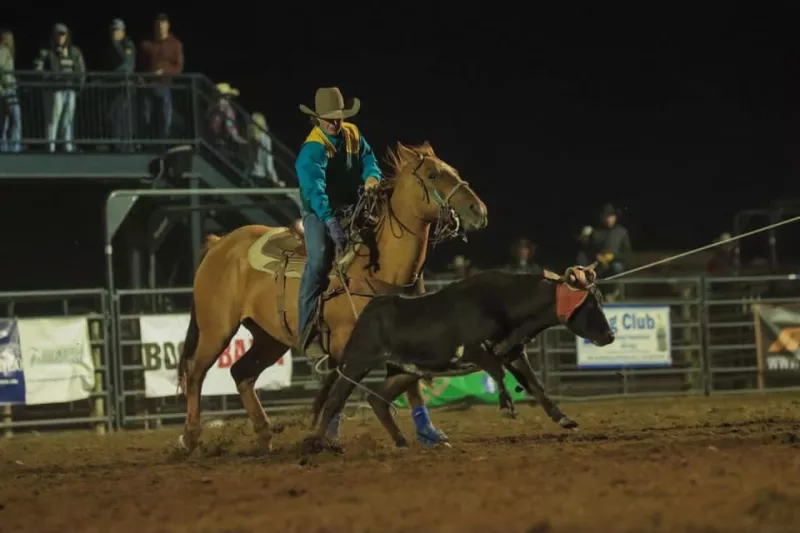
[393,371,528,408]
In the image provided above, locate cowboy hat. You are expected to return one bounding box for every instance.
[299,87,360,120]
[216,82,240,97]
[251,112,267,130]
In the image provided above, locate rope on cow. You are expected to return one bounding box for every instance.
[601,214,800,282]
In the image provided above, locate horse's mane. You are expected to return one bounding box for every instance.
[381,142,437,185]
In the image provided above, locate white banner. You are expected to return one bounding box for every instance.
[139,314,292,398]
[576,305,672,368]
[17,317,96,405]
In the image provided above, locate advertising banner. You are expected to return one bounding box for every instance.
[16,317,96,405]
[393,371,527,409]
[139,314,292,398]
[752,304,800,387]
[575,304,672,368]
[0,319,26,404]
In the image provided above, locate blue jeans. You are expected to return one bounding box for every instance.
[298,212,334,337]
[45,90,76,153]
[1,94,21,153]
[143,86,173,139]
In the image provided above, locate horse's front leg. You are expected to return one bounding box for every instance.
[403,376,450,446]
[503,345,577,430]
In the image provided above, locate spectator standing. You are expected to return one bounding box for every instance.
[207,82,247,162]
[140,13,183,141]
[34,23,85,153]
[248,112,284,187]
[505,237,542,274]
[105,18,135,152]
[0,30,20,153]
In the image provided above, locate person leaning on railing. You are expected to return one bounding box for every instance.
[0,29,20,153]
[33,23,85,153]
[140,13,183,141]
[105,18,136,152]
[248,112,285,188]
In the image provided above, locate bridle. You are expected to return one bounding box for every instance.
[408,154,475,244]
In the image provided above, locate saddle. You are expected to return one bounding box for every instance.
[246,223,362,348]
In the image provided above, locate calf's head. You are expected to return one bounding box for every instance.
[555,265,615,347]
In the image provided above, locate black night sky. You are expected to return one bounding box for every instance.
[1,3,799,290]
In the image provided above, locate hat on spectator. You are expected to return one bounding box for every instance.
[600,203,621,217]
[111,18,125,30]
[299,87,360,120]
[216,83,240,97]
[53,23,68,35]
[156,13,169,22]
[252,112,267,131]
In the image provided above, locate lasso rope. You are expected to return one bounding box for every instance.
[601,214,800,282]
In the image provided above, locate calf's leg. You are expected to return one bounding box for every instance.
[461,346,517,419]
[504,346,577,429]
[366,369,420,448]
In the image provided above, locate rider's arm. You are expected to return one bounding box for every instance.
[295,142,334,223]
[359,135,382,183]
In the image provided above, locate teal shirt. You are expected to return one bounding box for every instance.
[295,125,382,223]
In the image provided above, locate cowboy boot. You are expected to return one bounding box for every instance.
[299,321,326,362]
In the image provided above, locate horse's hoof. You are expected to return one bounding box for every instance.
[395,436,410,448]
[558,416,578,430]
[272,423,285,434]
[255,430,274,453]
[301,436,324,455]
[417,426,451,449]
[500,407,518,420]
[325,439,344,454]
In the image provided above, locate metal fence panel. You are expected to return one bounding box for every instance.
[0,289,113,435]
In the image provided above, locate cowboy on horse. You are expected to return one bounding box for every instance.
[294,87,449,445]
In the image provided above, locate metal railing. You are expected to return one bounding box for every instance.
[1,71,299,187]
[0,275,799,434]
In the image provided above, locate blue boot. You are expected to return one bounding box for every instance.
[325,412,343,440]
[412,406,449,447]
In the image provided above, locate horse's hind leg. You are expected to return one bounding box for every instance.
[230,318,289,452]
[180,327,236,453]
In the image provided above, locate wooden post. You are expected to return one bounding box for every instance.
[90,319,107,435]
[2,405,11,438]
[752,304,766,390]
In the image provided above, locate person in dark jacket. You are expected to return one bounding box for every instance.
[140,13,184,140]
[592,203,631,276]
[106,18,135,151]
[0,30,20,153]
[34,23,85,153]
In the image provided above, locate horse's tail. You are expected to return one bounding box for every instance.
[178,234,222,395]
[177,304,200,397]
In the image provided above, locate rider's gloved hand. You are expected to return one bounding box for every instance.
[364,176,380,192]
[325,218,348,258]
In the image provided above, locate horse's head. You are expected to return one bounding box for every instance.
[554,263,615,347]
[387,141,488,237]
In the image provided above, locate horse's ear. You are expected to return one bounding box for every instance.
[587,261,598,271]
[421,140,435,156]
[396,142,417,162]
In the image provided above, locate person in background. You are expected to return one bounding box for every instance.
[105,18,135,152]
[0,30,21,153]
[207,82,247,160]
[506,237,541,274]
[592,203,631,276]
[248,112,284,187]
[707,232,738,276]
[140,13,183,140]
[34,23,85,153]
[448,255,476,279]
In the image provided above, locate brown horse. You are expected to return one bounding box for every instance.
[176,141,488,453]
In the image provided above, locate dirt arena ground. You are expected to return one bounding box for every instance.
[2,394,800,533]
